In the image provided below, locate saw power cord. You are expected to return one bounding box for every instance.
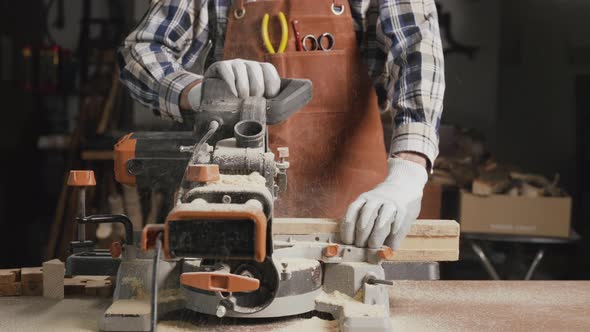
[177,120,220,205]
[150,232,163,332]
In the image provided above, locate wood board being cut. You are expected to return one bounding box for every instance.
[273,218,460,262]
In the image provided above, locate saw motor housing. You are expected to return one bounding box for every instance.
[114,78,312,314]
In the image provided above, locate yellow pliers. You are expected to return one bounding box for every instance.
[261,12,289,54]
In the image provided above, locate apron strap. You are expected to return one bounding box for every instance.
[233,0,246,19]
[331,0,345,15]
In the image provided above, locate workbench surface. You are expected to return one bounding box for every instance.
[0,281,588,331]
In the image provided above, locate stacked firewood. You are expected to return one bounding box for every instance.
[431,126,565,197]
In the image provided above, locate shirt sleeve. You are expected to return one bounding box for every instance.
[117,0,209,122]
[379,0,445,167]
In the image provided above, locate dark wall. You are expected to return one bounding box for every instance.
[0,0,48,267]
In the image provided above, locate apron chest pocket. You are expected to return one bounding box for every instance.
[264,50,352,113]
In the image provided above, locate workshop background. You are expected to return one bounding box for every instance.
[0,0,588,280]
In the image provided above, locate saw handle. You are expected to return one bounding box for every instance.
[267,78,312,124]
[199,77,312,125]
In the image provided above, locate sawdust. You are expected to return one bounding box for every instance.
[0,297,107,332]
[389,281,590,332]
[2,281,590,331]
[71,275,110,282]
[157,320,201,331]
[157,320,254,332]
[181,198,263,212]
[121,276,146,300]
[274,317,339,332]
[316,290,388,318]
[277,257,320,272]
[214,173,266,186]
[105,299,150,315]
[158,288,185,304]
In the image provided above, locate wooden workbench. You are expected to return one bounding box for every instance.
[0,281,588,331]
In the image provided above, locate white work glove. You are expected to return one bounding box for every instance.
[340,158,428,250]
[187,59,281,110]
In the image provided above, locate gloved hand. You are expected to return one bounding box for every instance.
[340,158,428,250]
[187,59,281,110]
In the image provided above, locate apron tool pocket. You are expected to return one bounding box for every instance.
[265,50,352,113]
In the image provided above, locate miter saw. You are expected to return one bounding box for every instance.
[69,77,397,332]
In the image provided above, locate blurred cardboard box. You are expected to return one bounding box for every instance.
[459,191,571,238]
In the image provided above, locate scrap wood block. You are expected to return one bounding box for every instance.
[21,267,43,284]
[21,267,43,296]
[72,275,110,283]
[65,276,113,298]
[64,277,86,296]
[0,282,22,296]
[84,279,113,298]
[22,281,43,296]
[43,259,64,299]
[0,269,21,284]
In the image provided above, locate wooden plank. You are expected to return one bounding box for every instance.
[273,219,460,262]
[399,236,459,251]
[273,218,339,234]
[407,220,459,237]
[273,218,459,237]
[391,249,459,262]
[43,259,65,299]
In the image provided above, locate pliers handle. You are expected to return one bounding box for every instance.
[261,12,289,54]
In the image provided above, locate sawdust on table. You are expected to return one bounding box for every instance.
[121,276,146,300]
[105,299,150,315]
[389,280,590,332]
[316,290,388,318]
[158,321,203,332]
[158,288,185,304]
[157,320,263,332]
[274,317,339,332]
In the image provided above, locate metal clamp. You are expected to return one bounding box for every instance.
[302,33,335,51]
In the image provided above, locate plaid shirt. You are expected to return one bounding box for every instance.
[118,0,445,165]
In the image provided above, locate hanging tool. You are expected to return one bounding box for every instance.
[291,19,303,51]
[261,12,289,54]
[301,33,335,51]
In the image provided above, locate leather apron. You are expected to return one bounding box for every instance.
[223,0,387,218]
